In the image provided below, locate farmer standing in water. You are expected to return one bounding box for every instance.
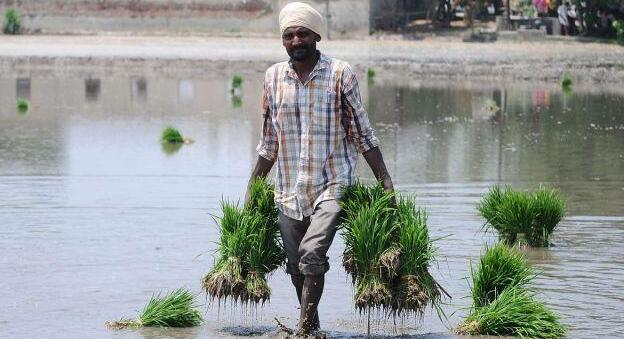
[245,2,394,335]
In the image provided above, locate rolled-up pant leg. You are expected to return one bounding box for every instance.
[277,199,342,276]
[298,200,342,275]
[278,212,310,276]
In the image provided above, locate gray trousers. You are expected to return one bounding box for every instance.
[278,199,342,276]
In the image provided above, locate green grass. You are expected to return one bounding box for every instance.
[478,185,566,247]
[3,9,20,34]
[203,178,284,304]
[561,75,573,90]
[16,98,29,114]
[161,127,184,144]
[231,75,243,89]
[106,288,202,329]
[470,243,534,308]
[458,286,566,338]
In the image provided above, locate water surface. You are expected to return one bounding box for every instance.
[1,71,623,338]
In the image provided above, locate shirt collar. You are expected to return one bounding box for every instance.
[287,51,330,82]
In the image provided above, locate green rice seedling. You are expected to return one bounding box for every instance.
[529,188,565,247]
[561,75,572,90]
[458,286,566,338]
[478,185,566,247]
[16,98,29,114]
[203,178,284,304]
[106,288,202,329]
[341,195,397,310]
[3,9,21,34]
[495,189,534,245]
[394,197,447,315]
[470,243,534,308]
[202,201,248,301]
[231,75,243,89]
[477,185,505,230]
[367,68,376,85]
[161,127,184,144]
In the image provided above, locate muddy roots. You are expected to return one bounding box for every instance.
[244,272,271,304]
[379,246,401,279]
[395,274,441,315]
[202,257,245,301]
[354,275,393,311]
[342,251,357,283]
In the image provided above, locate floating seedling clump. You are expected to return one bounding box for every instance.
[367,68,376,85]
[561,75,573,92]
[231,75,243,89]
[161,127,194,146]
[106,288,203,329]
[16,98,29,114]
[457,244,566,338]
[477,185,566,247]
[340,182,447,317]
[202,178,285,305]
[161,127,184,143]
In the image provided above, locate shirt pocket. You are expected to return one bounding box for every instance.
[313,88,338,135]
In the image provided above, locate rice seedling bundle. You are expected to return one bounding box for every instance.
[457,243,566,338]
[16,98,29,114]
[106,288,202,329]
[478,185,566,247]
[161,127,184,144]
[340,182,446,316]
[202,178,285,304]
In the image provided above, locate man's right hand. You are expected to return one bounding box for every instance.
[245,155,276,206]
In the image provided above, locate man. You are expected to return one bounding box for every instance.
[558,1,570,35]
[245,2,394,336]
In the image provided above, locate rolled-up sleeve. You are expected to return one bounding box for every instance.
[341,65,379,153]
[256,76,279,161]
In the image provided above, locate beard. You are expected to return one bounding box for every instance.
[288,44,314,61]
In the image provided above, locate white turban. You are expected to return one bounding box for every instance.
[279,2,324,38]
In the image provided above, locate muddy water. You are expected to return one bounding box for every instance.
[1,71,623,339]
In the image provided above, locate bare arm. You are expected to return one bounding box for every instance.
[245,155,275,205]
[362,146,395,197]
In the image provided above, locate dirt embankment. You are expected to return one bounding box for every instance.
[1,35,623,84]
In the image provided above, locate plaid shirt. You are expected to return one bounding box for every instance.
[256,52,379,220]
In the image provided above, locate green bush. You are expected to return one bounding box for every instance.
[3,9,21,35]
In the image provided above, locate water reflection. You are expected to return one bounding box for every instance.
[0,74,623,338]
[16,78,30,99]
[131,77,148,102]
[85,78,101,101]
[178,79,194,104]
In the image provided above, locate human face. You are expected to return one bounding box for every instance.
[282,26,320,61]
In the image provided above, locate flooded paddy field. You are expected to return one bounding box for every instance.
[1,66,623,338]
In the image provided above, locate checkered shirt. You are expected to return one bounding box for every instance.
[256,52,379,220]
